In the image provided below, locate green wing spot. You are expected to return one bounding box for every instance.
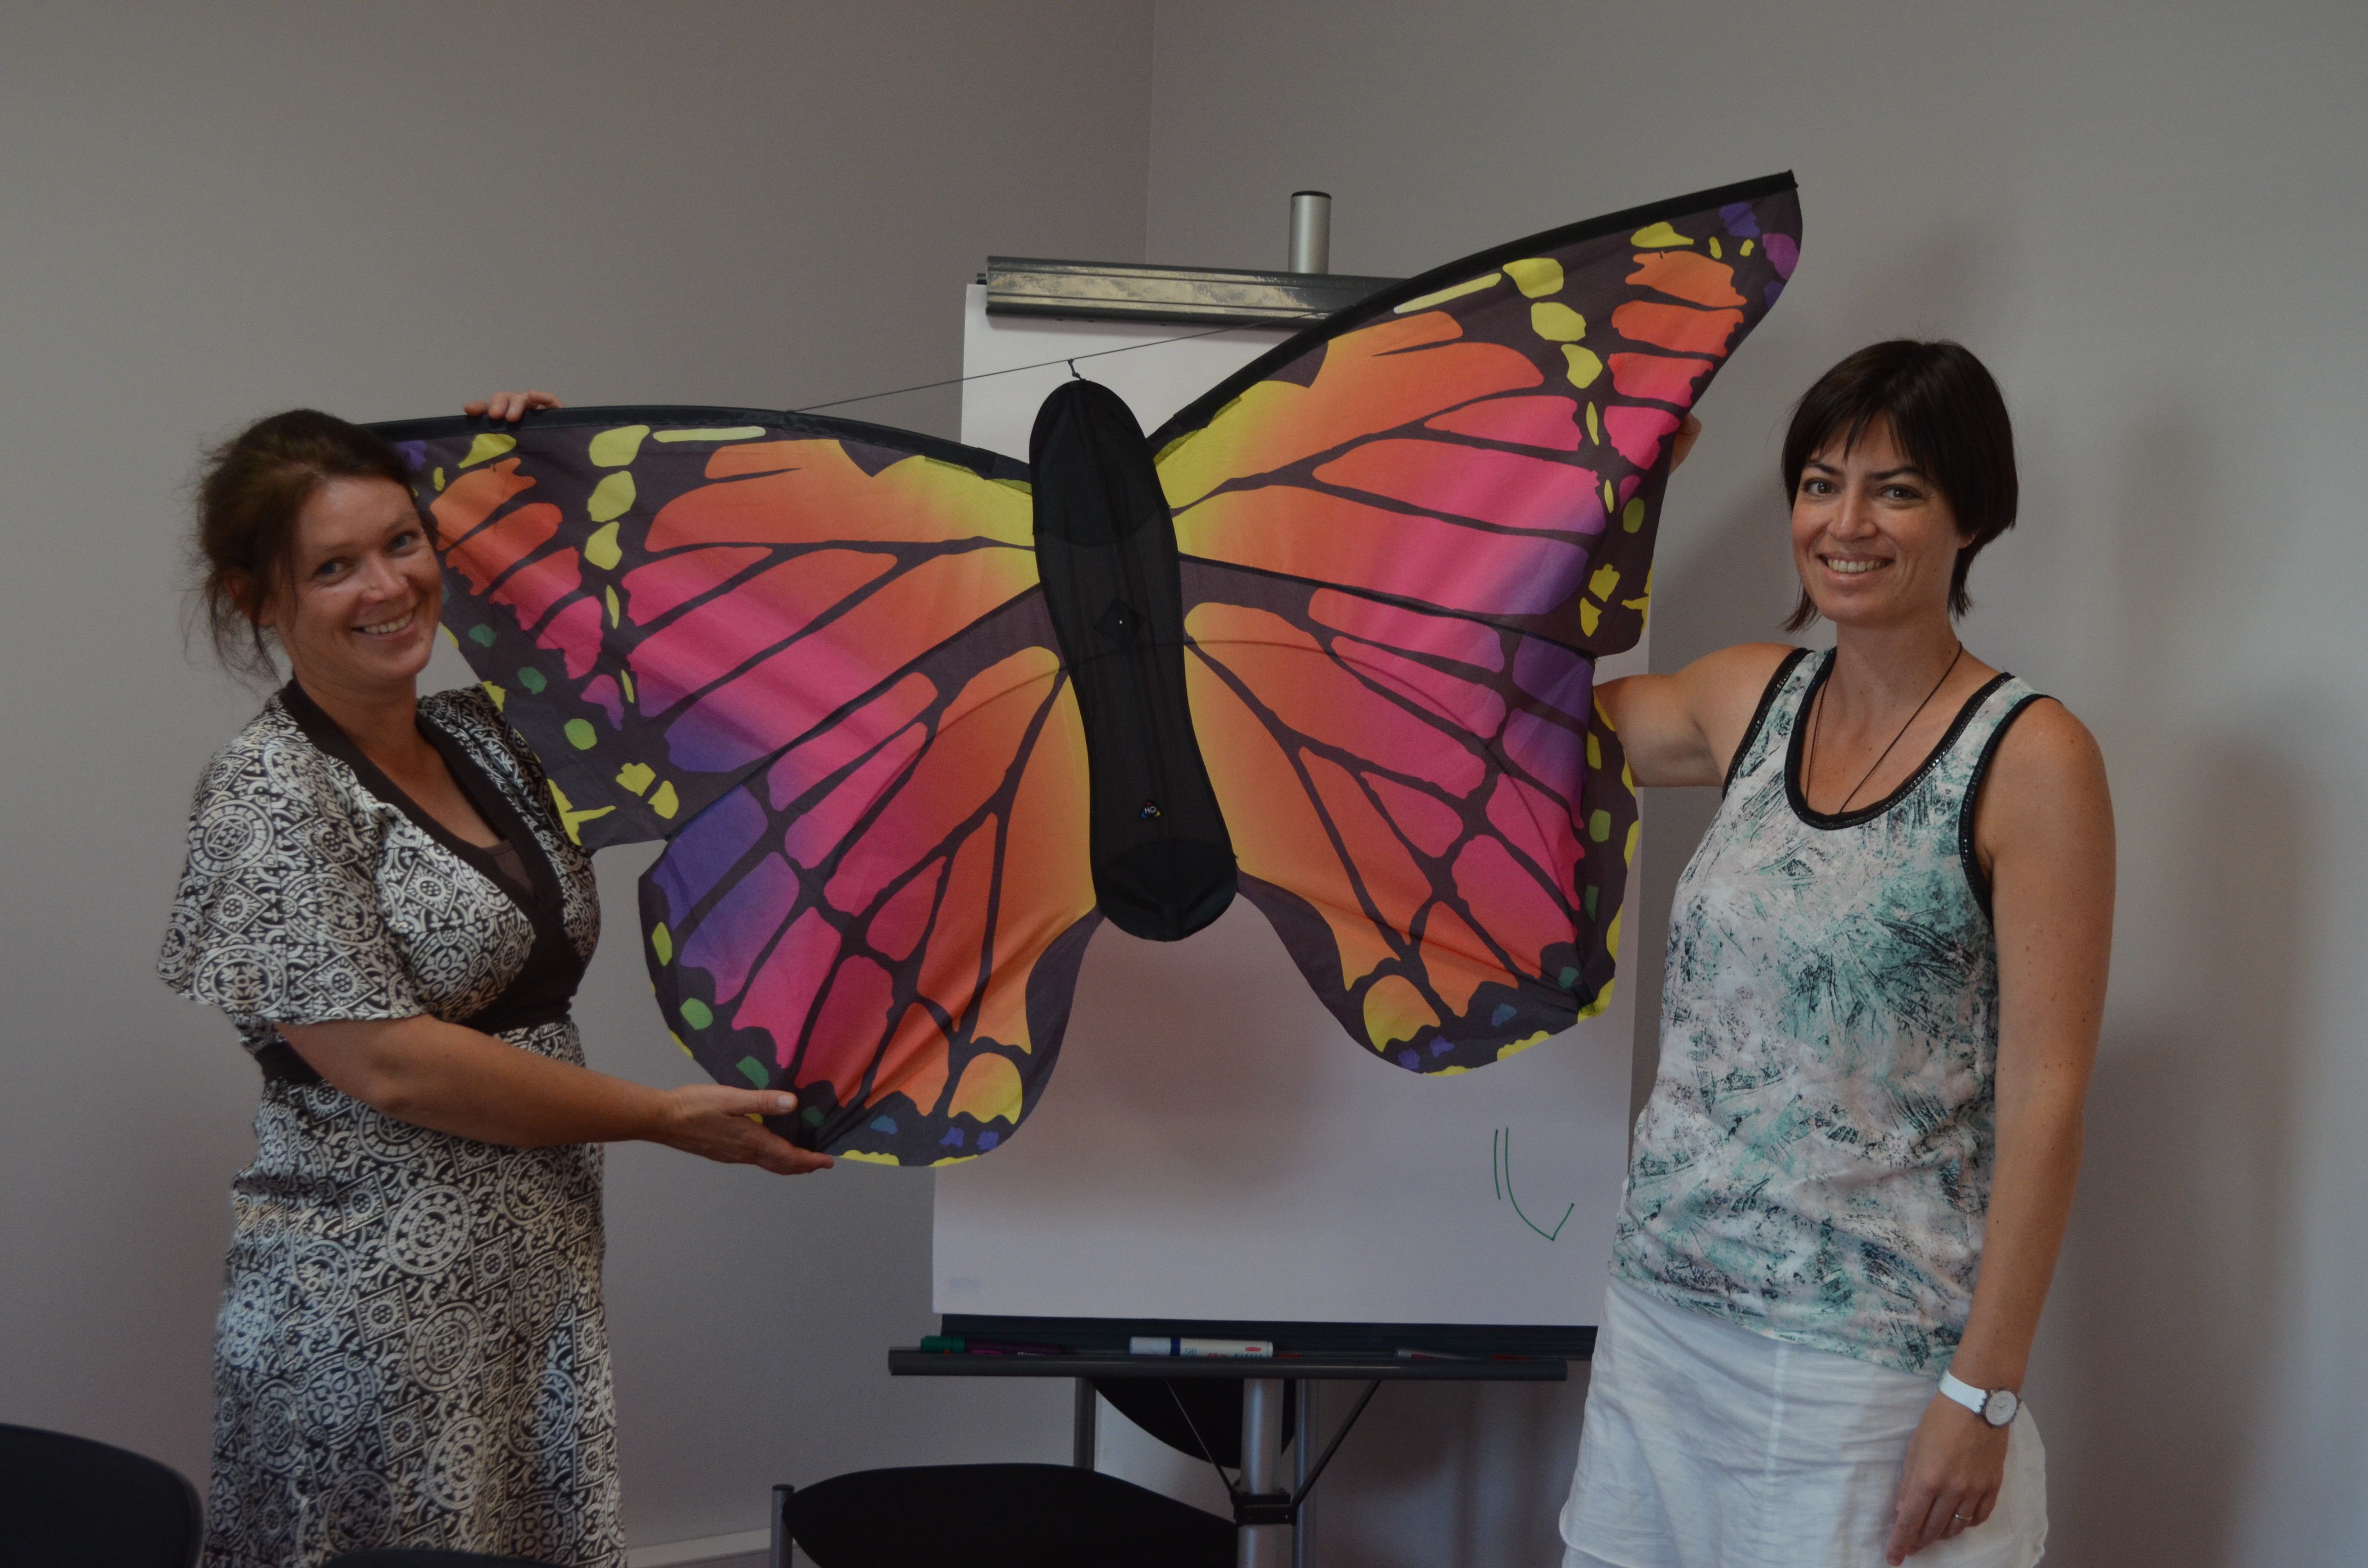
[801,1105,825,1126]
[468,624,497,647]
[518,667,549,694]
[1558,965,1581,989]
[1584,885,1599,919]
[564,718,597,750]
[736,1056,770,1089]
[680,998,713,1030]
[1589,809,1612,843]
[651,924,672,964]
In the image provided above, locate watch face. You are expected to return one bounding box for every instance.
[1982,1389,2019,1427]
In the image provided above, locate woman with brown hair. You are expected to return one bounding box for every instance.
[1558,342,2114,1567]
[160,393,831,1568]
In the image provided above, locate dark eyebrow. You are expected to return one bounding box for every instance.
[1867,466,1927,481]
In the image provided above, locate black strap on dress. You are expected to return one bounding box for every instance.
[261,683,590,1086]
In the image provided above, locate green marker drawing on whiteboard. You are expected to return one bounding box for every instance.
[1493,1127,1575,1242]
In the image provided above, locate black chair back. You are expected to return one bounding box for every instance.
[786,1462,1233,1568]
[0,1423,203,1568]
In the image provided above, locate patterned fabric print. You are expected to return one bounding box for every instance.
[1612,650,2043,1375]
[160,689,619,1568]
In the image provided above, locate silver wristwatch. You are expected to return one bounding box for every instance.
[1938,1369,2019,1427]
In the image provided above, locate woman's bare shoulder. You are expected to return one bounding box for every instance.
[1977,695,2113,856]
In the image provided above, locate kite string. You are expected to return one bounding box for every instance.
[786,313,1324,415]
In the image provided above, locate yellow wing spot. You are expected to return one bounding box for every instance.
[649,781,679,819]
[951,1055,1024,1124]
[838,1150,901,1166]
[433,466,446,491]
[1587,733,1603,770]
[1362,974,1438,1049]
[1622,498,1646,533]
[589,424,651,466]
[1621,761,1635,791]
[587,471,636,525]
[481,682,506,710]
[618,670,636,704]
[1580,602,1602,636]
[1394,272,1502,313]
[546,780,616,844]
[1529,302,1587,342]
[604,585,621,627]
[1708,236,1723,259]
[616,762,656,796]
[1630,221,1691,248]
[1504,257,1564,297]
[668,1029,691,1057]
[1576,975,1616,1019]
[1589,564,1620,600]
[653,426,765,443]
[930,1155,979,1167]
[1624,819,1640,865]
[1602,479,1616,513]
[459,433,516,468]
[652,923,673,964]
[1586,403,1601,444]
[1563,346,1603,389]
[1741,238,1756,256]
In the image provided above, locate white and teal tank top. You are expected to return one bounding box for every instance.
[1612,648,2047,1375]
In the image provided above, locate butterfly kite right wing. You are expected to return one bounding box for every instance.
[380,413,1098,1163]
[1148,173,1803,1071]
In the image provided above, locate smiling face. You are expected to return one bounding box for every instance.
[259,476,441,702]
[1789,418,1972,632]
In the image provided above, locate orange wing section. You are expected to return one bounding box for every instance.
[1149,177,1801,1072]
[643,606,1099,1164]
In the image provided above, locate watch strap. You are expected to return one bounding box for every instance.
[1936,1369,1988,1416]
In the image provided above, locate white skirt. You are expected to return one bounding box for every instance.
[1560,1281,2047,1568]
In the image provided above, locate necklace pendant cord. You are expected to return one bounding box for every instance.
[1806,642,1965,815]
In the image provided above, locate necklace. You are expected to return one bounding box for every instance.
[1805,642,1964,814]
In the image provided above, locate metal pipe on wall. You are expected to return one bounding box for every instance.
[1288,191,1331,274]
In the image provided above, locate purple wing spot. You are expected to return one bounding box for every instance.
[1719,202,1762,239]
[1491,1003,1518,1027]
[940,1127,966,1148]
[652,787,769,922]
[581,674,625,729]
[1513,639,1592,718]
[1766,280,1786,307]
[1398,1049,1421,1069]
[395,440,428,473]
[1764,233,1799,280]
[870,1115,899,1134]
[977,1130,1001,1152]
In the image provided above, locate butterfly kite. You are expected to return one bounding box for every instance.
[377,172,1802,1166]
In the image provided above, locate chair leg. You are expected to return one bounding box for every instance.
[770,1483,793,1568]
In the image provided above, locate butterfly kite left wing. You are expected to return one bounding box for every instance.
[1148,173,1803,1072]
[376,411,1099,1162]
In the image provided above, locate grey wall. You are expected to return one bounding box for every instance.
[0,1,1152,1551]
[5,3,2364,1566]
[1142,2,2368,1565]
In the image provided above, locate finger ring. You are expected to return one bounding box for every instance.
[1953,1513,1972,1523]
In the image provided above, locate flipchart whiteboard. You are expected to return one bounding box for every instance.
[930,287,1642,1326]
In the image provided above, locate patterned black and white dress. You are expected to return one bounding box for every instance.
[160,682,622,1568]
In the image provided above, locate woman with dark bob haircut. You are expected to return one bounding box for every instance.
[160,393,832,1568]
[1557,342,2113,1568]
